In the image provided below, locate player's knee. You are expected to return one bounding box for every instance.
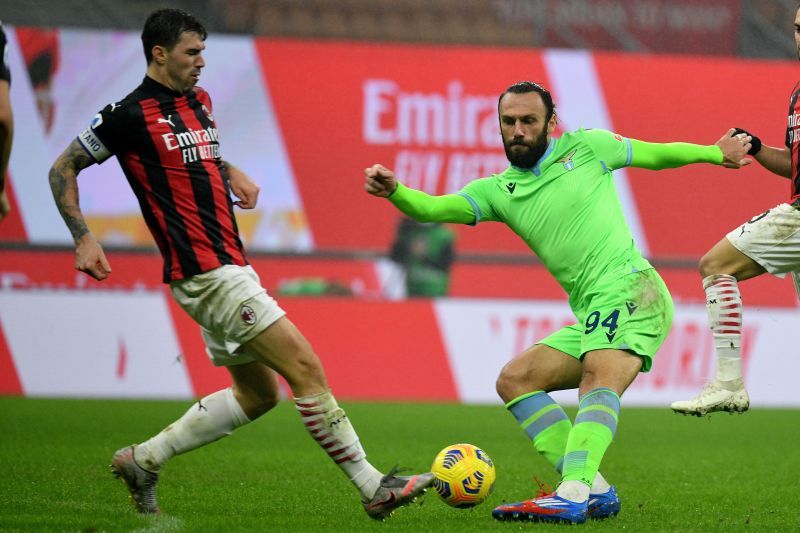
[496,365,527,403]
[495,374,512,403]
[698,252,719,278]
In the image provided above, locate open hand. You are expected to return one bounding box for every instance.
[716,128,753,169]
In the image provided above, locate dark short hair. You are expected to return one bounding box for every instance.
[141,8,207,64]
[498,81,556,122]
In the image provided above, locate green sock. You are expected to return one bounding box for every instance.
[507,391,572,472]
[562,388,620,486]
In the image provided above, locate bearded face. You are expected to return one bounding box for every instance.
[498,91,555,169]
[503,126,550,168]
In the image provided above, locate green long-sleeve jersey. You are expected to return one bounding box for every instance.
[388,128,723,313]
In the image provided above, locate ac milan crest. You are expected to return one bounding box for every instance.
[240,305,257,325]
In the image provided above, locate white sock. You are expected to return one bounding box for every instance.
[556,480,590,503]
[590,471,611,494]
[703,274,743,383]
[134,387,250,472]
[294,390,382,501]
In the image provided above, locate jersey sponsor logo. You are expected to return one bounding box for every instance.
[161,126,219,150]
[788,110,800,144]
[161,125,221,163]
[559,149,578,171]
[506,182,516,194]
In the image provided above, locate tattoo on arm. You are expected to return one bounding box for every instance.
[48,140,95,242]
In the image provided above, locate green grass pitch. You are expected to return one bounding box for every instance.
[1,397,798,532]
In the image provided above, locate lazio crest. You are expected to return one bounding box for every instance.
[560,149,577,171]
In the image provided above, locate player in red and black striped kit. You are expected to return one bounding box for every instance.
[671,6,800,417]
[78,77,247,283]
[48,8,432,519]
[77,72,247,283]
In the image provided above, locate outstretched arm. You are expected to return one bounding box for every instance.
[630,128,750,170]
[49,139,112,281]
[364,164,474,224]
[731,127,791,179]
[753,145,791,179]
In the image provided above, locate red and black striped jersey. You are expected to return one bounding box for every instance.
[786,81,800,202]
[77,76,248,283]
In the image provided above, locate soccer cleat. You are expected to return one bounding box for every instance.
[363,467,435,520]
[492,492,588,524]
[110,445,160,514]
[670,380,750,416]
[530,476,619,520]
[588,485,620,519]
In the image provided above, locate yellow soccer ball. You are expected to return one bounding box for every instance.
[430,443,496,508]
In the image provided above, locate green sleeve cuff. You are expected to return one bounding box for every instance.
[387,181,406,201]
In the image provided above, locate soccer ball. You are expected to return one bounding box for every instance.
[430,443,496,508]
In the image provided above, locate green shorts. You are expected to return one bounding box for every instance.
[539,268,674,372]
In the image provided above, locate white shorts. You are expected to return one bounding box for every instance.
[170,265,286,366]
[725,202,800,278]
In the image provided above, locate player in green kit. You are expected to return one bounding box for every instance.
[364,81,751,524]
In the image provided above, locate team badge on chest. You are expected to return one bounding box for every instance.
[560,149,577,171]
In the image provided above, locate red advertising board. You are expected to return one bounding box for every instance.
[256,40,547,254]
[595,52,796,257]
[3,28,797,265]
[256,39,794,259]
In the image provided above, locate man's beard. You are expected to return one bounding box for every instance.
[503,129,549,168]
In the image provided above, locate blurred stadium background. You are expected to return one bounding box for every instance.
[5,0,798,58]
[0,0,798,406]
